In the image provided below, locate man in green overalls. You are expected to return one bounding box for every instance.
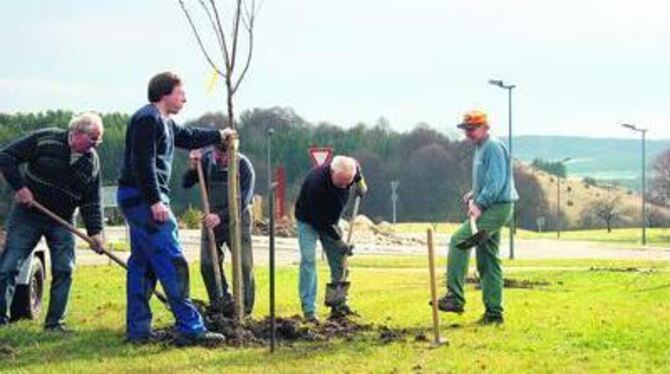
[437,110,518,325]
[182,145,255,317]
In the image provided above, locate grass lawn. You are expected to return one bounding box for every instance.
[1,256,669,373]
[392,223,670,247]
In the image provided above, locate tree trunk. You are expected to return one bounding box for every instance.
[226,78,244,321]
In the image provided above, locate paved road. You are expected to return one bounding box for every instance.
[73,227,670,267]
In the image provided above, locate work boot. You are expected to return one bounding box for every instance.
[329,304,358,320]
[431,295,464,314]
[125,330,173,345]
[173,331,226,347]
[44,324,74,334]
[477,314,504,325]
[303,313,319,324]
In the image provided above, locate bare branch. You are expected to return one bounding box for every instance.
[198,0,226,62]
[179,0,226,76]
[208,0,232,73]
[232,3,255,94]
[229,0,243,72]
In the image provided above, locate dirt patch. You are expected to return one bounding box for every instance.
[466,276,552,289]
[155,300,412,347]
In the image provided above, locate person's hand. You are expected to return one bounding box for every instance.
[151,202,170,223]
[219,128,237,147]
[335,239,354,256]
[189,150,202,170]
[462,191,473,205]
[468,200,482,220]
[14,187,34,206]
[89,234,105,255]
[203,213,221,229]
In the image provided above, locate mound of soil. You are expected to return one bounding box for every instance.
[155,300,413,348]
[0,341,16,358]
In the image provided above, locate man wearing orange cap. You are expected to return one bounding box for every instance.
[436,110,518,325]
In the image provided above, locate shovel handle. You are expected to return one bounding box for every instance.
[195,159,225,301]
[31,201,169,305]
[469,215,478,235]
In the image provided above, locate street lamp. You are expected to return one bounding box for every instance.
[489,79,516,259]
[621,123,648,245]
[390,180,399,223]
[556,157,571,239]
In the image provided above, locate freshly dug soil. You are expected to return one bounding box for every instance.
[0,341,16,357]
[155,300,414,348]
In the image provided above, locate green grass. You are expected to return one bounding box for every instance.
[1,257,669,373]
[392,223,670,247]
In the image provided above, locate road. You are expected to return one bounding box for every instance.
[74,226,670,267]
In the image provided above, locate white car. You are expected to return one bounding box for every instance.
[0,237,45,320]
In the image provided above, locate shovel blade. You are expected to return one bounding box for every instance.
[325,281,350,307]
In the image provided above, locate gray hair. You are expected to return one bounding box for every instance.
[331,155,357,178]
[69,112,103,134]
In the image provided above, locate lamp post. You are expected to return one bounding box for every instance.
[489,79,516,259]
[556,157,571,239]
[621,123,648,245]
[391,180,399,223]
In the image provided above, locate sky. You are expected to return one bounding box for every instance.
[1,0,669,139]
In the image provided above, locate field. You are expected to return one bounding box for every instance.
[1,256,669,373]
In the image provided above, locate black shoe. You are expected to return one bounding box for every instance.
[210,295,235,318]
[431,295,465,314]
[125,330,173,345]
[304,314,320,324]
[44,325,74,334]
[173,331,226,347]
[0,317,8,327]
[477,314,504,325]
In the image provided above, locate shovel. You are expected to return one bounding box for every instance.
[195,158,230,316]
[324,196,360,307]
[456,216,489,250]
[31,201,169,305]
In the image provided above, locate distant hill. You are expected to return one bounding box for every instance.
[508,135,670,190]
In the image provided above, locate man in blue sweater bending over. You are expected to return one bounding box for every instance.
[117,72,232,346]
[436,110,518,325]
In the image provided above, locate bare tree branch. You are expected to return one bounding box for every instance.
[179,0,226,76]
[208,0,232,73]
[229,0,243,73]
[232,8,255,94]
[198,0,227,63]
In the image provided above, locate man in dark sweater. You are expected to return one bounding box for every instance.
[294,155,367,321]
[0,112,105,331]
[117,72,230,346]
[182,146,256,316]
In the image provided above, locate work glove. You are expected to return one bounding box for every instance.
[335,239,354,256]
[352,178,368,197]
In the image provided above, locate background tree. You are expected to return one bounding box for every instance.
[650,149,670,207]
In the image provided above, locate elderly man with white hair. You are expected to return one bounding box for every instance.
[294,155,367,322]
[0,112,105,331]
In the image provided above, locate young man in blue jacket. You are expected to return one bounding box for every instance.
[437,110,518,325]
[117,72,232,346]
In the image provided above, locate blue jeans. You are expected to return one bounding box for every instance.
[117,187,205,340]
[0,204,75,328]
[297,220,345,316]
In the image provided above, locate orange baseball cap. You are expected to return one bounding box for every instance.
[457,110,489,129]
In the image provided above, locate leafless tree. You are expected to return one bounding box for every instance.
[178,0,264,321]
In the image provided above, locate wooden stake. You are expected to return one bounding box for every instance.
[427,228,446,346]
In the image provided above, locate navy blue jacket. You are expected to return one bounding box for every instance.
[118,104,222,205]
